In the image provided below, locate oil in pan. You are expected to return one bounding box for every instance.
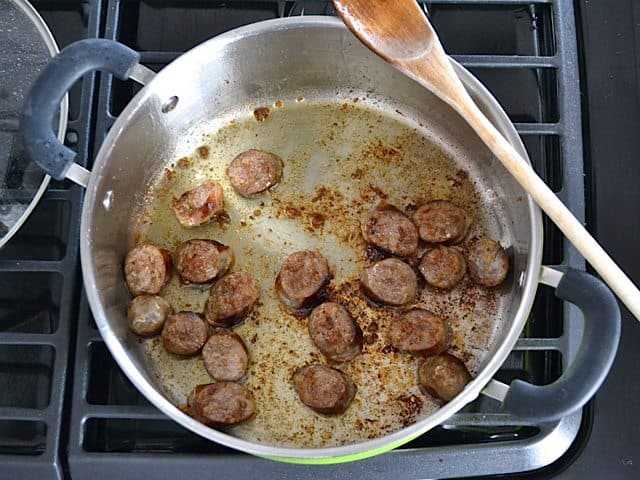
[133,96,505,448]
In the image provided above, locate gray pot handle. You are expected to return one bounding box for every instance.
[21,39,140,180]
[496,267,621,422]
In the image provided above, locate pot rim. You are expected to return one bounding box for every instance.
[81,16,543,460]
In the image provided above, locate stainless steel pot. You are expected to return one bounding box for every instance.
[20,17,620,463]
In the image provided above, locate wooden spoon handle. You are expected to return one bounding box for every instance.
[449,75,639,318]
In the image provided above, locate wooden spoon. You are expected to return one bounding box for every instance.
[333,0,640,320]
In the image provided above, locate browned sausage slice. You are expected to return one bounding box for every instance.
[174,239,233,286]
[227,149,284,196]
[205,271,260,328]
[171,180,224,228]
[418,246,467,289]
[361,203,419,256]
[124,243,172,296]
[188,382,255,425]
[467,238,509,287]
[418,353,472,401]
[202,331,249,381]
[308,302,362,362]
[127,294,171,336]
[389,309,448,356]
[293,365,356,414]
[161,311,208,356]
[275,251,330,310]
[360,258,417,306]
[412,200,470,244]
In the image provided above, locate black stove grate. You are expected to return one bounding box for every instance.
[0,1,101,479]
[0,1,587,479]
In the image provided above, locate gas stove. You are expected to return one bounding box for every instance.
[0,1,637,479]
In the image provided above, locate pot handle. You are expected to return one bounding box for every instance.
[21,39,140,181]
[496,267,621,422]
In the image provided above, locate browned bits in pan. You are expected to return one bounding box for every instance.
[188,382,255,425]
[275,250,330,311]
[174,239,233,286]
[205,271,260,328]
[361,203,419,256]
[253,107,270,122]
[293,365,356,414]
[161,311,208,356]
[360,258,417,306]
[308,302,362,362]
[171,180,224,228]
[202,331,249,381]
[418,246,467,289]
[467,238,510,287]
[418,353,472,401]
[389,309,448,357]
[197,146,209,159]
[127,294,171,336]
[310,212,325,230]
[227,149,284,196]
[412,200,471,244]
[124,243,172,296]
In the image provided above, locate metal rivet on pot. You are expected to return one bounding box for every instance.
[102,190,114,211]
[161,96,179,113]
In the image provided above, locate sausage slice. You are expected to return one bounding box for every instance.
[171,180,224,228]
[293,365,356,414]
[174,239,233,286]
[124,243,172,296]
[205,272,260,328]
[418,353,472,401]
[227,149,284,196]
[467,238,509,287]
[275,251,330,310]
[412,200,470,244]
[188,382,255,426]
[360,258,417,306]
[389,309,448,356]
[202,331,249,381]
[161,311,208,356]
[418,246,467,289]
[127,294,171,336]
[361,203,419,256]
[308,302,362,362]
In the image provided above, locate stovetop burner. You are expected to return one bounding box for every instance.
[0,1,593,478]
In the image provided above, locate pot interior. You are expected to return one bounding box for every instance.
[82,18,540,455]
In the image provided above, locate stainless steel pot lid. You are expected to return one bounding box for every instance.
[0,0,67,247]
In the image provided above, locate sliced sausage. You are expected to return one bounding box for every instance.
[418,353,472,401]
[361,203,419,256]
[227,149,284,196]
[174,239,233,286]
[389,309,448,356]
[188,382,255,426]
[293,365,356,414]
[202,331,249,381]
[171,180,224,228]
[308,302,362,362]
[360,258,417,306]
[161,311,208,356]
[467,238,509,287]
[275,251,330,310]
[418,246,467,289]
[412,200,470,244]
[124,243,172,296]
[127,294,171,336]
[205,272,260,328]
